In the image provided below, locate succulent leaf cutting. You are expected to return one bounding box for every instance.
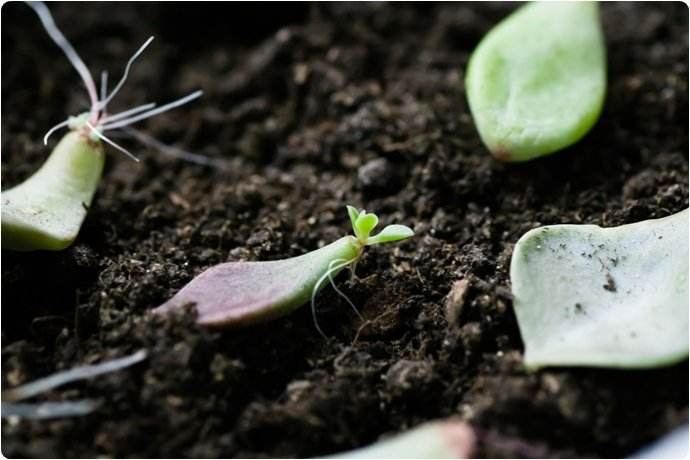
[1,2,202,251]
[511,209,689,369]
[155,206,414,337]
[465,1,606,161]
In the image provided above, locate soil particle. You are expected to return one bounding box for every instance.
[444,278,470,325]
[357,157,405,197]
[603,273,618,292]
[459,322,483,354]
[1,2,688,458]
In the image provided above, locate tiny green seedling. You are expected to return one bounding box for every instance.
[2,2,203,251]
[511,209,689,369]
[327,420,475,459]
[465,1,606,162]
[155,206,414,337]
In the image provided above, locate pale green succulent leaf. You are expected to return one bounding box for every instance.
[510,209,689,369]
[367,224,414,245]
[466,1,606,162]
[1,131,104,251]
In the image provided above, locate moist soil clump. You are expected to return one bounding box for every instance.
[2,2,688,458]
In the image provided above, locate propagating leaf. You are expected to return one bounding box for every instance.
[465,1,606,162]
[511,209,689,369]
[1,132,104,251]
[328,420,474,459]
[155,206,414,331]
[1,2,204,252]
[155,236,362,326]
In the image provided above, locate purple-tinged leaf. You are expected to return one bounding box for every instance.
[155,236,361,326]
[328,420,475,458]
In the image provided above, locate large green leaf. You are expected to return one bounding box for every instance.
[466,2,606,162]
[511,210,689,368]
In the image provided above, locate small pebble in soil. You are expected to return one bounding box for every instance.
[445,279,470,326]
[357,157,404,196]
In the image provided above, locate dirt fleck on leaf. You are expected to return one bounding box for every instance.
[603,273,618,292]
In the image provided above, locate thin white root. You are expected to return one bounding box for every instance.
[43,119,70,145]
[2,400,99,420]
[121,127,228,169]
[349,259,360,282]
[100,90,203,130]
[1,350,147,403]
[327,259,363,320]
[100,70,108,114]
[97,36,154,111]
[101,103,157,124]
[26,1,98,111]
[28,1,204,162]
[85,121,139,162]
[311,258,358,339]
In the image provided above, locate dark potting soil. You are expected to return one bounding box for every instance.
[1,2,688,458]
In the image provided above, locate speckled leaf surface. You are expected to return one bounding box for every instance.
[466,1,606,162]
[510,209,689,369]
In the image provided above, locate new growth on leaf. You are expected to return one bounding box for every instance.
[1,2,207,251]
[347,205,415,247]
[309,206,414,336]
[155,206,415,338]
[27,1,203,161]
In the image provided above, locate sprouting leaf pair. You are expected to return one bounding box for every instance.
[347,205,414,246]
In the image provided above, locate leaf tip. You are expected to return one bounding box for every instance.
[367,224,414,245]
